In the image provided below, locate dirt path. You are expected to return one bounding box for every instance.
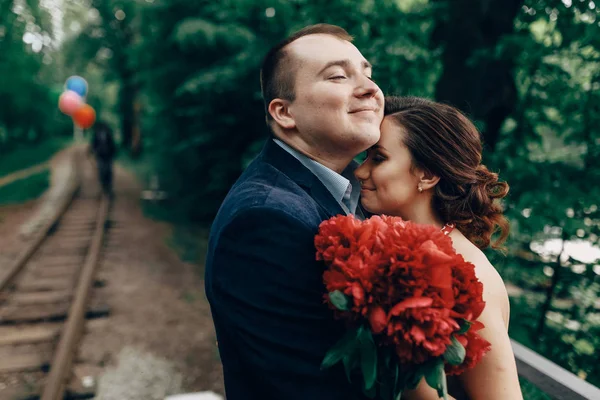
[0,162,49,188]
[80,162,225,398]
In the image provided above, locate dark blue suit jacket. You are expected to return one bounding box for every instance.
[205,139,364,400]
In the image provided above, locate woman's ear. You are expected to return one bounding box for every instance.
[268,99,296,130]
[418,169,440,191]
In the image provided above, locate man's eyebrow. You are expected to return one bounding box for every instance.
[318,59,373,75]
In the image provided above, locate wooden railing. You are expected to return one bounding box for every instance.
[511,340,600,399]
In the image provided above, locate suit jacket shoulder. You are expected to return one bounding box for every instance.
[210,140,340,239]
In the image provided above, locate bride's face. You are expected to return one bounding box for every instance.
[354,117,422,217]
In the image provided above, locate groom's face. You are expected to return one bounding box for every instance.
[286,34,383,155]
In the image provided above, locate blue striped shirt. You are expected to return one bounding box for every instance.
[273,139,361,216]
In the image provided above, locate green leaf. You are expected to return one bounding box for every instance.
[359,326,378,391]
[443,336,466,366]
[380,351,396,399]
[362,381,377,399]
[342,348,358,382]
[393,362,402,400]
[384,351,392,369]
[380,372,393,399]
[406,368,424,390]
[424,360,448,399]
[321,326,360,370]
[329,290,350,311]
[457,319,472,334]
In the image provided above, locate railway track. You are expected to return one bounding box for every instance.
[0,151,112,399]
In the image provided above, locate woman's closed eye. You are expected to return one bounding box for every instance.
[373,155,386,163]
[368,151,386,163]
[329,75,347,80]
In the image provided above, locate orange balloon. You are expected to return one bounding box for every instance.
[72,104,96,129]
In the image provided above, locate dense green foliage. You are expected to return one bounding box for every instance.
[0,137,68,176]
[126,0,439,220]
[2,0,600,396]
[0,0,72,153]
[489,0,600,388]
[0,170,49,204]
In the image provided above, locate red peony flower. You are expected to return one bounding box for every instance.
[446,321,491,375]
[368,306,387,334]
[316,214,491,392]
[392,307,460,364]
[451,258,486,321]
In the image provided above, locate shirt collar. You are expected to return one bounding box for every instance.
[273,139,360,213]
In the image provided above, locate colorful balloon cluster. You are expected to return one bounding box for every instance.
[58,76,96,129]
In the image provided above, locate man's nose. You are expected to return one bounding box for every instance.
[355,76,381,99]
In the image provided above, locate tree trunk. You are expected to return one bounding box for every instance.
[536,232,567,340]
[432,0,523,152]
[119,72,135,151]
[584,72,600,172]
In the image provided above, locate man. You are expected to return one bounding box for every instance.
[90,121,117,195]
[205,24,384,399]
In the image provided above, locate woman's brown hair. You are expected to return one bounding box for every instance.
[384,96,509,249]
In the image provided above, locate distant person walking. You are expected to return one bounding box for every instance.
[89,121,117,195]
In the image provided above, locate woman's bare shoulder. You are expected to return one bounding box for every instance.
[450,232,510,326]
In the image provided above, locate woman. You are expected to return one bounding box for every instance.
[354,96,523,399]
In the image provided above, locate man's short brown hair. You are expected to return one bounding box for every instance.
[260,24,353,123]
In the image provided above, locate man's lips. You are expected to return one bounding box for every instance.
[360,186,376,191]
[349,108,378,114]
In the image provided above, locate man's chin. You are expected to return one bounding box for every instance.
[357,129,381,149]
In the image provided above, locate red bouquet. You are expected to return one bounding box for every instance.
[315,215,490,399]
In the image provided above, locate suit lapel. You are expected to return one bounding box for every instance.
[260,139,346,218]
[307,176,347,218]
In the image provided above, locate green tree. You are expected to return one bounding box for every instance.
[135,0,440,221]
[487,0,600,386]
[431,0,524,151]
[59,0,140,151]
[0,0,69,152]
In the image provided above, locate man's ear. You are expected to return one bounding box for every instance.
[268,99,296,130]
[418,168,440,191]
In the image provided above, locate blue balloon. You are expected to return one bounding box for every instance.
[65,76,88,97]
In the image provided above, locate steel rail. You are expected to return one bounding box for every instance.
[40,193,109,400]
